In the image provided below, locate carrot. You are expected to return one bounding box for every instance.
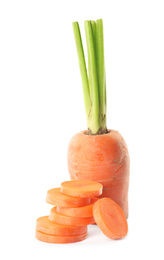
[93,198,128,240]
[90,197,100,203]
[49,206,95,226]
[68,18,130,218]
[35,230,87,244]
[36,216,87,236]
[61,180,103,198]
[46,188,91,207]
[98,179,129,218]
[56,202,94,218]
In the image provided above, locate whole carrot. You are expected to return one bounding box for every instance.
[67,19,130,218]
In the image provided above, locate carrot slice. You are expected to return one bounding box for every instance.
[61,180,103,198]
[93,198,128,239]
[49,206,95,226]
[35,230,87,244]
[36,216,87,236]
[56,202,94,217]
[46,188,91,207]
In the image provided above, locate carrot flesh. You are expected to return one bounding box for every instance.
[46,188,91,207]
[93,198,128,239]
[56,202,94,218]
[49,206,95,226]
[35,230,87,244]
[36,216,87,236]
[61,180,103,198]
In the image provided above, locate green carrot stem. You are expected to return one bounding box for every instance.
[96,19,106,127]
[72,19,107,135]
[84,21,100,134]
[72,22,91,117]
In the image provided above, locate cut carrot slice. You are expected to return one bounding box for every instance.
[56,202,94,217]
[46,188,91,207]
[49,206,95,226]
[93,198,128,239]
[61,180,103,198]
[36,216,87,236]
[35,230,87,244]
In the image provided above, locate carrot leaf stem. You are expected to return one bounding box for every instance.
[72,22,91,117]
[72,19,107,135]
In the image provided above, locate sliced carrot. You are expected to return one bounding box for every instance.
[36,216,87,236]
[93,198,128,239]
[46,188,91,207]
[56,202,94,217]
[35,230,87,244]
[49,206,95,226]
[61,180,103,198]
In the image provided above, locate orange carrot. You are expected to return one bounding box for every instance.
[90,197,100,203]
[46,188,91,207]
[36,216,87,236]
[56,202,94,218]
[35,230,87,244]
[68,19,130,218]
[49,206,95,226]
[61,180,103,198]
[93,198,128,240]
[68,130,130,218]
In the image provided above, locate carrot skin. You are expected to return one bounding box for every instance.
[67,130,130,217]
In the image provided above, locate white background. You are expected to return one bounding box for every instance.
[0,0,164,259]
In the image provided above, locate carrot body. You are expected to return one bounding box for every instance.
[49,206,95,226]
[46,188,91,207]
[56,203,94,218]
[93,198,128,239]
[67,130,130,218]
[36,216,87,236]
[35,230,87,244]
[61,180,103,198]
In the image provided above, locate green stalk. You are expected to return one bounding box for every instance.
[72,22,91,118]
[96,19,106,129]
[72,19,107,135]
[84,21,100,134]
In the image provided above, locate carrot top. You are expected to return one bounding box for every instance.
[72,19,107,135]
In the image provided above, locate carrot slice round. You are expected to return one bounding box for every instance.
[36,216,87,236]
[35,230,87,244]
[61,180,103,198]
[56,202,94,217]
[93,198,128,239]
[46,188,91,207]
[49,206,95,226]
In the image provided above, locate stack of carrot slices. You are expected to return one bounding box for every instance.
[35,180,128,244]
